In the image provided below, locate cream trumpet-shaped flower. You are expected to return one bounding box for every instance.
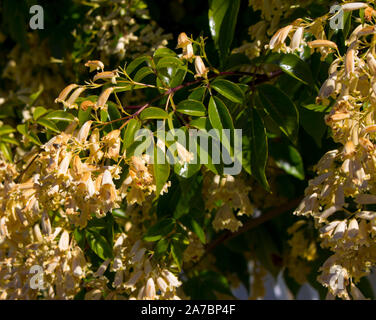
[161,269,181,288]
[213,203,243,232]
[366,53,376,75]
[58,152,72,176]
[93,70,119,84]
[342,2,369,11]
[307,40,338,50]
[268,25,293,50]
[355,194,376,204]
[76,121,92,144]
[290,27,304,52]
[345,44,356,76]
[64,87,86,109]
[124,269,143,291]
[145,278,156,300]
[347,219,359,238]
[89,128,104,163]
[176,32,191,49]
[95,87,114,110]
[58,230,70,251]
[85,60,104,72]
[102,129,121,161]
[156,276,168,293]
[194,56,209,79]
[176,32,194,61]
[54,84,78,104]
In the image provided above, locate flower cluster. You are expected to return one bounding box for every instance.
[281,1,376,299]
[203,171,254,232]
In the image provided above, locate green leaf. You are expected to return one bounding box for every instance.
[144,218,175,242]
[303,104,328,112]
[157,56,184,69]
[29,86,44,106]
[153,48,177,58]
[112,208,127,219]
[267,54,314,85]
[126,56,151,75]
[140,107,169,120]
[208,96,234,158]
[300,107,327,148]
[33,107,48,120]
[154,238,170,260]
[170,238,186,271]
[208,96,234,130]
[153,145,171,196]
[85,229,113,260]
[258,84,299,144]
[208,0,241,63]
[122,118,141,152]
[180,215,206,244]
[134,66,154,82]
[156,57,187,88]
[78,106,92,126]
[211,79,244,104]
[43,110,75,122]
[176,99,206,116]
[269,142,305,180]
[246,108,269,190]
[16,124,41,145]
[0,125,16,136]
[37,118,60,133]
[188,87,206,102]
[0,136,19,146]
[0,142,12,162]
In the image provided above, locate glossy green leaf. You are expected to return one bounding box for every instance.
[208,96,234,130]
[140,107,169,120]
[85,229,113,260]
[211,79,244,104]
[258,84,299,144]
[134,66,154,82]
[269,142,305,180]
[208,0,241,63]
[33,107,48,120]
[153,145,171,196]
[248,108,269,190]
[176,99,206,116]
[122,118,141,152]
[126,55,151,75]
[267,53,314,85]
[153,47,177,58]
[43,110,75,122]
[188,87,206,102]
[37,118,60,133]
